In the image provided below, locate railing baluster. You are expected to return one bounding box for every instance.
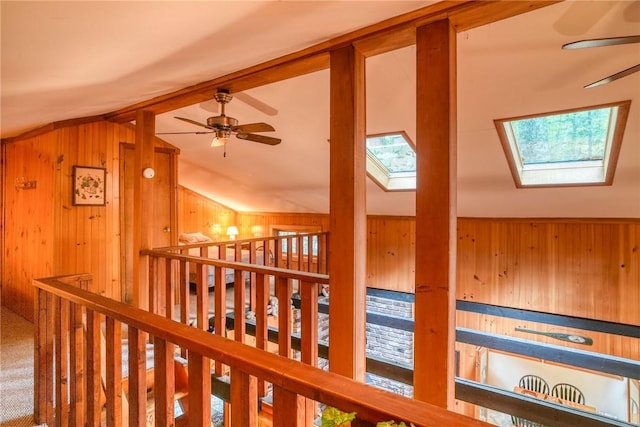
[34,287,54,426]
[69,300,85,425]
[105,317,123,427]
[300,280,319,424]
[254,272,269,397]
[276,276,292,358]
[55,297,70,426]
[213,246,227,377]
[296,235,303,271]
[179,259,189,358]
[234,269,246,343]
[154,337,175,427]
[287,236,293,269]
[187,352,211,427]
[249,240,258,312]
[149,255,159,314]
[321,233,328,274]
[165,258,175,321]
[128,326,147,427]
[86,309,102,427]
[195,260,208,331]
[230,367,257,426]
[273,385,304,427]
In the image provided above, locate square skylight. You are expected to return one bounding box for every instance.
[366,131,416,191]
[495,100,630,187]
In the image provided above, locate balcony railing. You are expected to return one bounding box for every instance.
[33,273,490,427]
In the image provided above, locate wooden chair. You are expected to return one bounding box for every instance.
[511,375,549,427]
[519,375,550,395]
[551,383,585,405]
[512,419,544,427]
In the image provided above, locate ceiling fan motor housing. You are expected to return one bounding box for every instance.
[207,115,238,129]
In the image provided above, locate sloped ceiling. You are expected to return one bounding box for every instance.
[2,1,639,218]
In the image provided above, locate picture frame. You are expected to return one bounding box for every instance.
[73,166,106,206]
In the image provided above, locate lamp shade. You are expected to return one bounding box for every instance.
[211,129,231,147]
[227,226,239,239]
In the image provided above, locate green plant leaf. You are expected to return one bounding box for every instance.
[321,407,357,426]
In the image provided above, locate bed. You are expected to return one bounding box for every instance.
[179,233,266,288]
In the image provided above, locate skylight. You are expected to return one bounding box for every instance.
[366,132,416,191]
[495,100,630,187]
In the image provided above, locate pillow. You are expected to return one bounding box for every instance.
[178,232,213,243]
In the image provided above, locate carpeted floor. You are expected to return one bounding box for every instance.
[0,306,46,427]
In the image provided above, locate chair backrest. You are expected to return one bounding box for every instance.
[512,417,543,427]
[551,383,585,404]
[519,375,550,395]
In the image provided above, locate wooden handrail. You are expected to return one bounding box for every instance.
[33,274,489,427]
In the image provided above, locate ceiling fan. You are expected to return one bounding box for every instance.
[562,35,640,88]
[161,89,281,147]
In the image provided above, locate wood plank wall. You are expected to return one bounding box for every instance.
[3,135,56,318]
[456,218,640,326]
[2,121,137,321]
[177,186,237,239]
[4,130,638,340]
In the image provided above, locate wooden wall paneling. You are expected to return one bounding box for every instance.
[366,216,415,293]
[177,186,237,238]
[236,212,329,239]
[455,219,640,360]
[2,134,55,321]
[620,223,640,325]
[1,120,137,319]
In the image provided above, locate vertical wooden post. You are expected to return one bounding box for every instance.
[86,309,102,427]
[276,276,292,358]
[188,352,211,427]
[273,385,304,427]
[55,297,69,426]
[69,301,85,425]
[300,280,318,425]
[154,338,175,427]
[230,368,258,426]
[414,19,457,408]
[133,109,155,310]
[255,272,269,397]
[128,326,148,426]
[214,253,227,377]
[105,317,123,426]
[329,44,367,381]
[34,288,54,426]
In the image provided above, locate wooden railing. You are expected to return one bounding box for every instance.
[33,273,490,427]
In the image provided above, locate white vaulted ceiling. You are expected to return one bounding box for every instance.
[2,1,639,217]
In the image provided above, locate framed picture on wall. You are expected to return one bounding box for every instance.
[73,166,106,206]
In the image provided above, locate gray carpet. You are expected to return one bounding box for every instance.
[0,306,46,427]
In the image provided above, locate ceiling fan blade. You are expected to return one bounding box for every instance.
[584,63,640,88]
[236,133,281,146]
[562,35,640,49]
[175,116,210,129]
[235,92,278,116]
[232,122,275,133]
[156,131,213,135]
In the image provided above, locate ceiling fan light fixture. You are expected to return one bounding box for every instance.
[211,129,231,147]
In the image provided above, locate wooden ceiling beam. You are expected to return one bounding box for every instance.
[104,0,561,124]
